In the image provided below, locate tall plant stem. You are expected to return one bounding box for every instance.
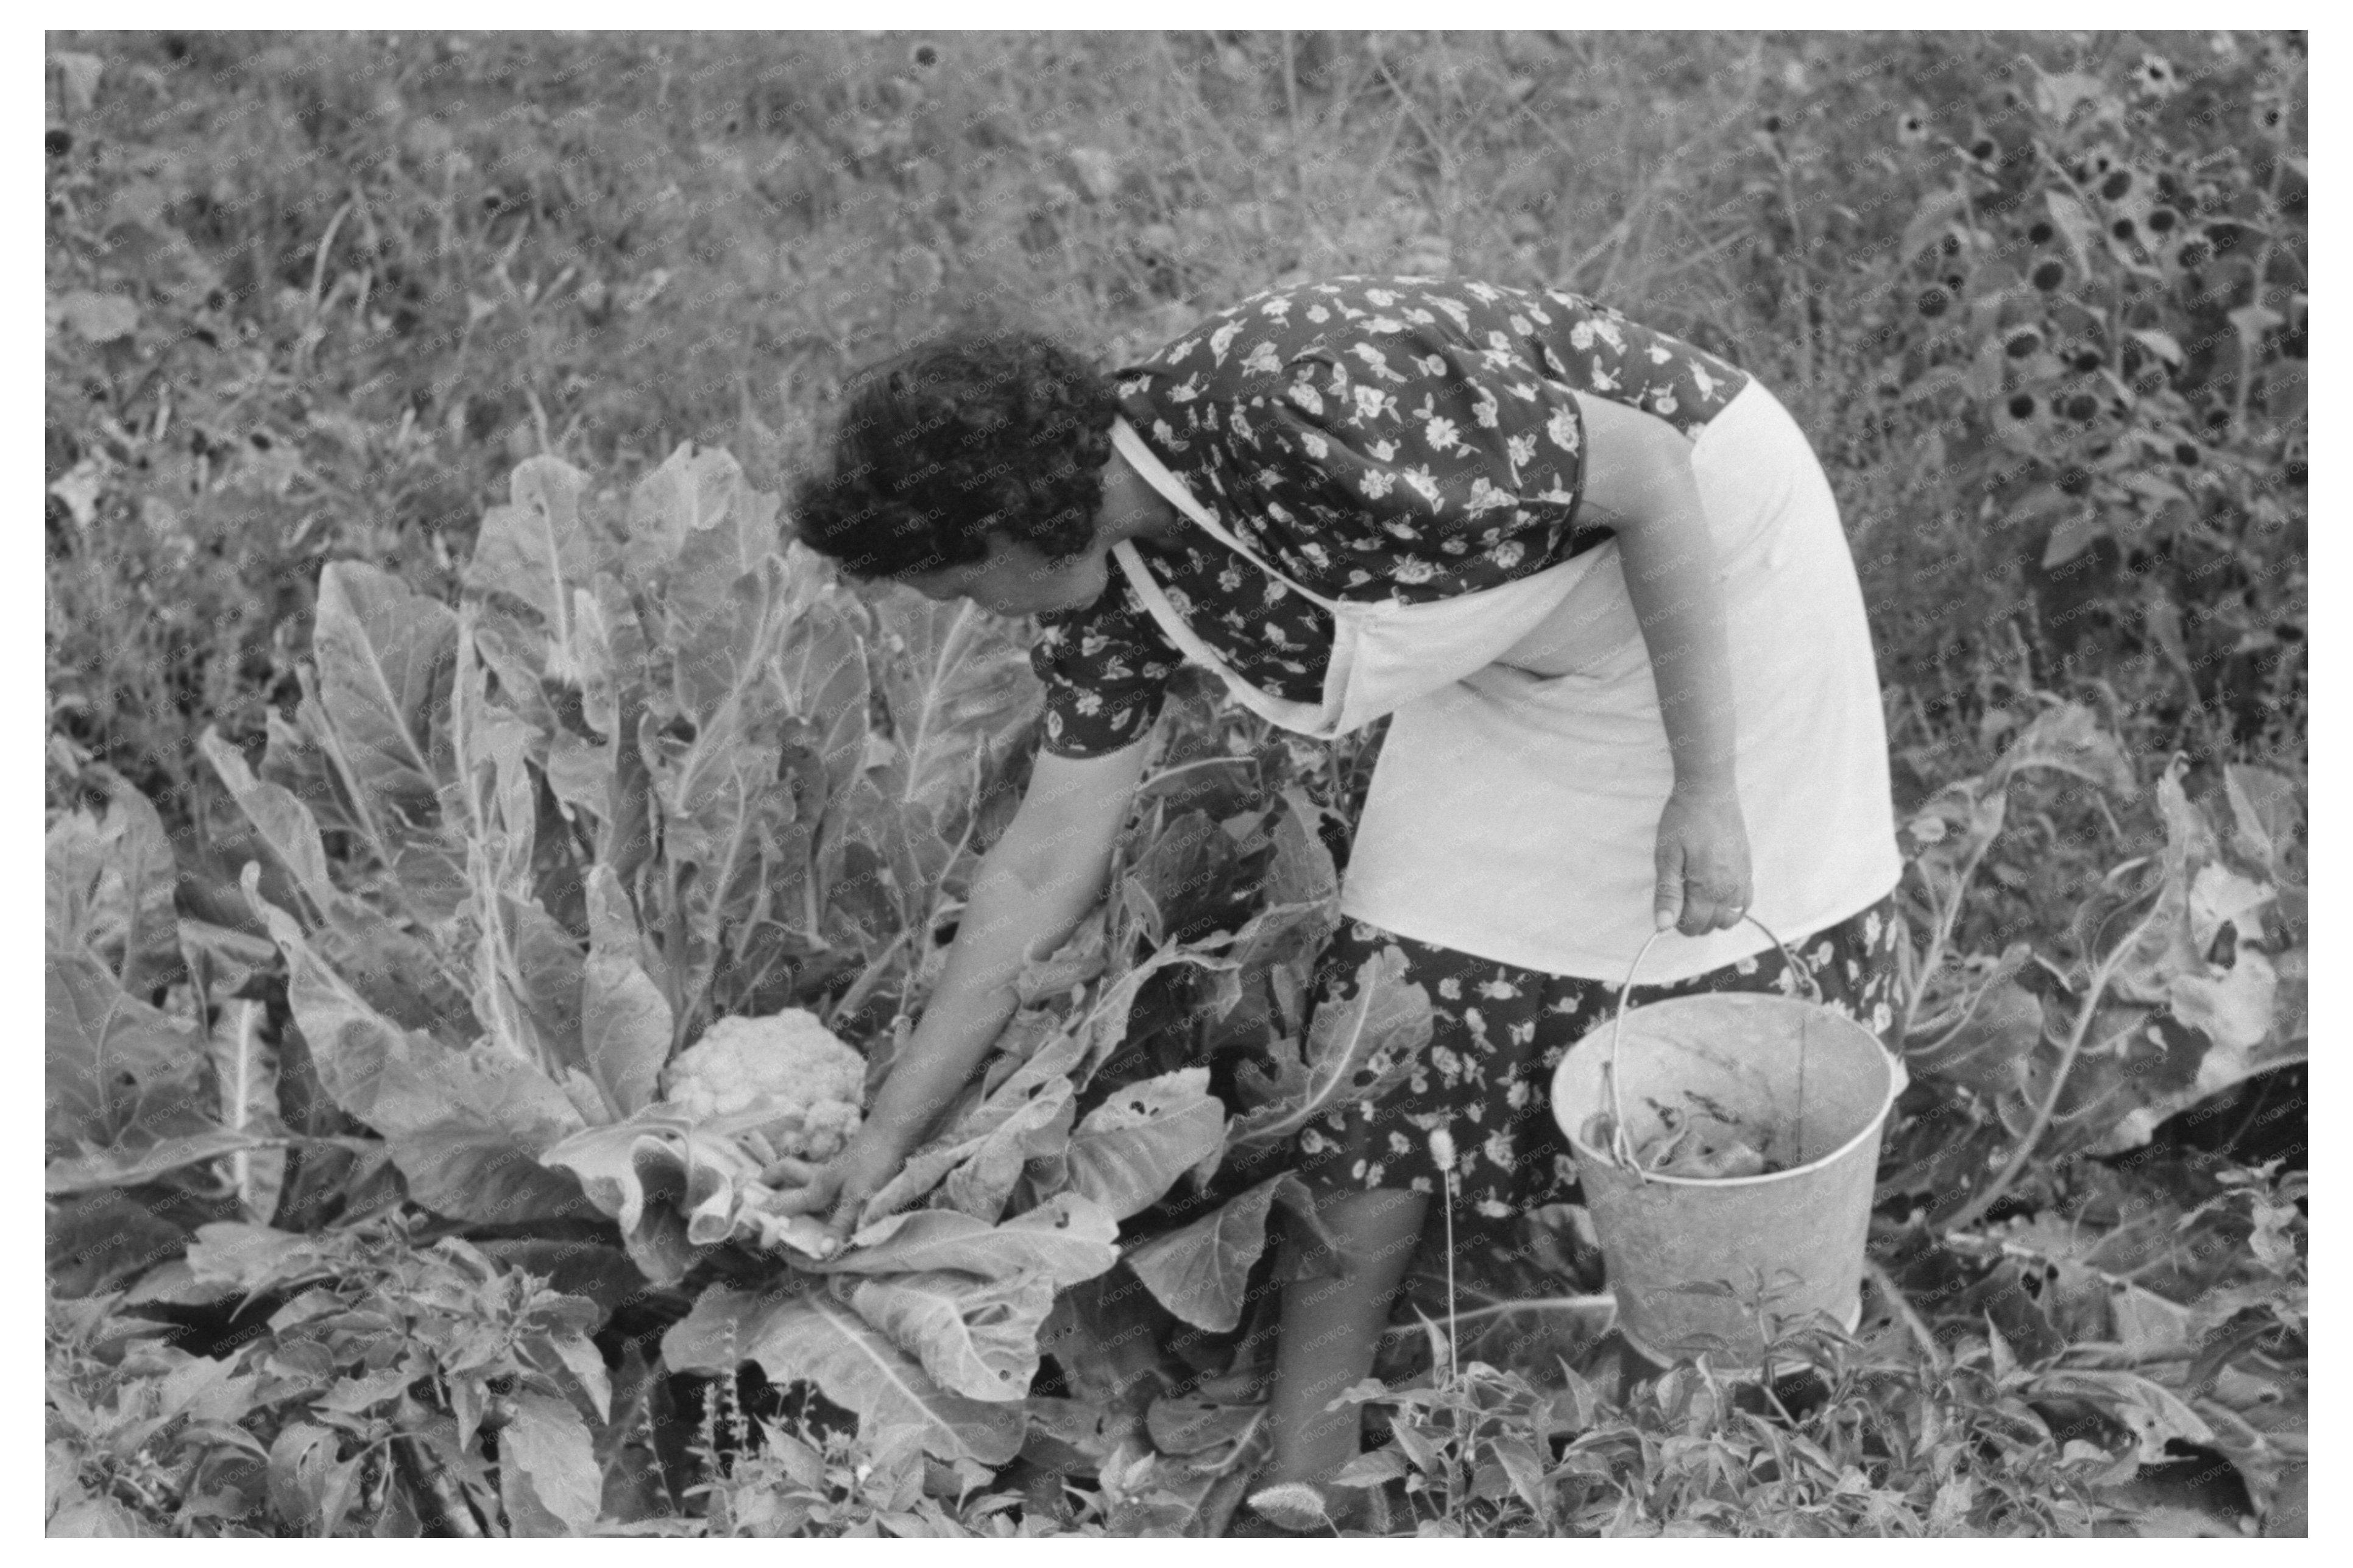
[1943,893,2165,1234]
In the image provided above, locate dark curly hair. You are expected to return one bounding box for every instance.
[791,327,1120,580]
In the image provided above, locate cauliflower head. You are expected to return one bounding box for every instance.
[659,1009,865,1162]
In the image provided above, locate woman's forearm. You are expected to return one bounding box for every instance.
[858,831,1111,1156]
[1613,452,1738,796]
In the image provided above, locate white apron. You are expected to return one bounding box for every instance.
[1105,386,1900,985]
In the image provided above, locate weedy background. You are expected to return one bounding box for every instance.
[43,30,2306,1541]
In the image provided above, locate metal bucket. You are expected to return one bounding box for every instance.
[1549,917,1906,1369]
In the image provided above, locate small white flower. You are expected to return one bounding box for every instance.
[1546,406,1580,453]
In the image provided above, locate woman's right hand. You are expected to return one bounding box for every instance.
[760,1126,911,1253]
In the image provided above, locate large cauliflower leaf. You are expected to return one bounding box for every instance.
[540,1009,865,1282]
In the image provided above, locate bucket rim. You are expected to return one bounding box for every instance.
[1550,1003,1909,1188]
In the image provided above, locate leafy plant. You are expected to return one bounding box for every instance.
[1884,699,2305,1223]
[48,1215,614,1538]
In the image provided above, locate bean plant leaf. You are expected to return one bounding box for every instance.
[498,1390,601,1537]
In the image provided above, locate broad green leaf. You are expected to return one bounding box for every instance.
[202,729,340,918]
[1064,1068,1228,1221]
[44,777,182,996]
[1147,1393,1266,1464]
[181,1222,342,1301]
[206,998,287,1222]
[2190,863,2275,952]
[45,1127,275,1195]
[2222,765,2301,881]
[621,442,766,588]
[1903,945,2044,1100]
[1124,1172,1317,1333]
[498,1390,600,1536]
[308,562,461,889]
[209,739,472,1034]
[843,1268,1060,1402]
[2029,1368,2213,1464]
[539,1113,763,1285]
[258,900,587,1222]
[45,947,210,1159]
[269,1422,360,1537]
[941,1074,1075,1222]
[581,866,670,1117]
[663,1286,1025,1464]
[861,595,1042,928]
[2096,947,2302,1154]
[1990,700,2138,799]
[861,1021,1090,1220]
[823,1193,1120,1290]
[635,699,794,1033]
[1229,945,1433,1151]
[465,457,603,676]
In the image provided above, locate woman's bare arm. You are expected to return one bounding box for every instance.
[768,732,1151,1241]
[1571,390,1751,933]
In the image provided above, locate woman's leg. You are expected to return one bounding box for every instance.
[1262,1187,1428,1492]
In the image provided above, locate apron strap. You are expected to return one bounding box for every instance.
[1109,417,1339,610]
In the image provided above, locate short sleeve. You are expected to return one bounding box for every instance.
[1245,338,1601,590]
[1028,577,1181,758]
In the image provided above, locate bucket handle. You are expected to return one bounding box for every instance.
[1604,914,1814,1176]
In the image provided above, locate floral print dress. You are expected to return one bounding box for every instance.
[1031,275,1752,758]
[1034,277,1889,1215]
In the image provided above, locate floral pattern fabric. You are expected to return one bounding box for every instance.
[1032,275,1753,757]
[1290,895,1905,1217]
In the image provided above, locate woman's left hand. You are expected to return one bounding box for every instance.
[1653,783,1753,936]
